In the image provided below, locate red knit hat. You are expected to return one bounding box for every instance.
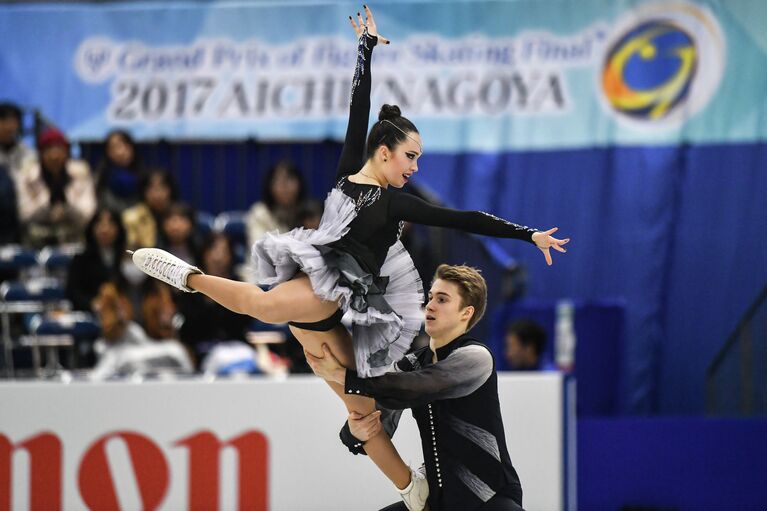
[37,128,69,150]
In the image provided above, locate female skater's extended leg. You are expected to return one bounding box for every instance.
[186,273,338,324]
[290,324,411,489]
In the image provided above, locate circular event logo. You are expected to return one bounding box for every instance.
[600,2,725,128]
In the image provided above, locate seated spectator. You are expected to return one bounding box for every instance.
[140,280,178,340]
[16,128,96,248]
[504,318,554,371]
[90,282,192,380]
[160,202,198,264]
[95,129,145,211]
[122,167,177,250]
[246,160,308,246]
[0,164,19,244]
[0,102,35,183]
[66,207,128,311]
[175,232,251,365]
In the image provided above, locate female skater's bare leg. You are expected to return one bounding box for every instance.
[290,324,412,489]
[186,273,338,324]
[186,273,412,488]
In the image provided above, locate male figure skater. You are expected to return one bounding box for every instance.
[307,264,524,511]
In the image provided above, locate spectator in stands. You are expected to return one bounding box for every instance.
[90,281,193,379]
[66,207,128,311]
[16,128,96,248]
[175,232,251,364]
[160,202,198,264]
[95,129,145,211]
[0,102,35,184]
[0,164,20,244]
[504,318,553,371]
[140,280,178,340]
[246,159,308,246]
[122,167,177,251]
[297,199,324,230]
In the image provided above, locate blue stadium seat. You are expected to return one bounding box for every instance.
[0,278,70,377]
[0,245,37,272]
[214,211,248,244]
[38,245,80,271]
[196,210,216,238]
[215,211,249,264]
[25,312,99,377]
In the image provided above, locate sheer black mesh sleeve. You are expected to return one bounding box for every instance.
[336,31,378,181]
[344,345,494,410]
[388,192,538,243]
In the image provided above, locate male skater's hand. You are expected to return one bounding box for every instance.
[532,227,570,266]
[305,344,346,385]
[349,5,390,44]
[349,410,383,442]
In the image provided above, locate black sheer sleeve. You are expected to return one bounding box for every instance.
[389,191,538,243]
[339,405,403,456]
[344,345,494,410]
[336,30,378,181]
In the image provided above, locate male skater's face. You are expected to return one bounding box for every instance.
[424,279,470,337]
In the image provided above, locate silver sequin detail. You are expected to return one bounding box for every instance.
[350,28,371,106]
[448,416,501,462]
[405,352,422,370]
[455,464,496,503]
[478,211,535,233]
[354,186,382,211]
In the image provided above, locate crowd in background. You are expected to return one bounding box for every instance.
[0,101,329,377]
[0,100,550,379]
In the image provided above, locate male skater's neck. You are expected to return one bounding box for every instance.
[429,324,468,360]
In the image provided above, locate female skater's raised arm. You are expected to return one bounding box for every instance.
[335,7,387,180]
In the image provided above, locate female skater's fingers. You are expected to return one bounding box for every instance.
[349,16,361,36]
[541,247,553,266]
[357,11,365,29]
[544,227,559,235]
[363,5,391,44]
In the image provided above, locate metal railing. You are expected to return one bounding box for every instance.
[706,284,767,416]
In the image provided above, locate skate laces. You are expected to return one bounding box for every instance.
[146,253,187,286]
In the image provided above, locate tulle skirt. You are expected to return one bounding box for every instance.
[252,188,423,377]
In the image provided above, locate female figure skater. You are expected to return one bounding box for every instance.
[130,7,568,509]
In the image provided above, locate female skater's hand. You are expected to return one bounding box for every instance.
[349,5,390,44]
[349,410,383,442]
[531,227,570,266]
[305,344,346,385]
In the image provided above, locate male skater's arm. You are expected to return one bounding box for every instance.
[309,343,494,410]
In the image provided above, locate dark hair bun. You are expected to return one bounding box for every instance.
[378,104,401,121]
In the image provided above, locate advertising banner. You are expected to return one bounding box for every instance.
[0,374,571,510]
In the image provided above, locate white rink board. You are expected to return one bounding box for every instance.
[0,373,569,510]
